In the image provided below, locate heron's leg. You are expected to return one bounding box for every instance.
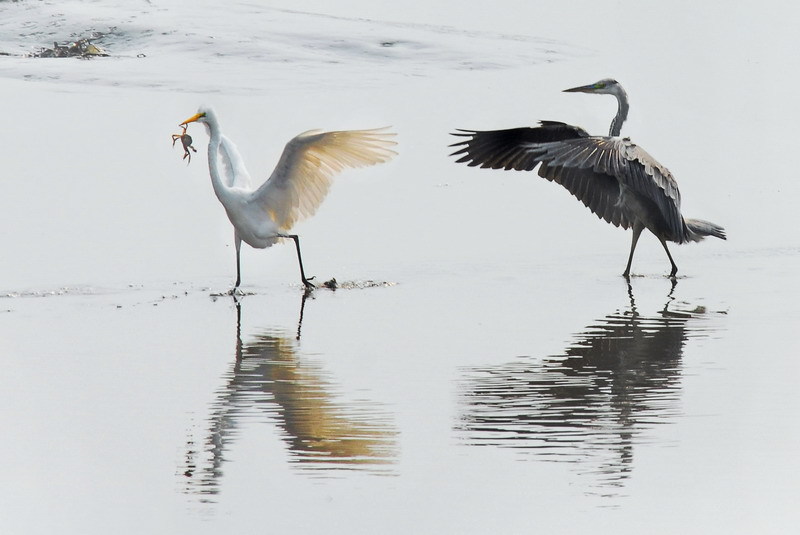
[659,238,679,278]
[623,224,644,278]
[285,234,316,289]
[625,278,638,317]
[234,234,242,289]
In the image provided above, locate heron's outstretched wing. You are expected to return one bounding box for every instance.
[614,140,684,238]
[450,121,590,171]
[251,128,397,231]
[532,137,684,239]
[450,123,684,237]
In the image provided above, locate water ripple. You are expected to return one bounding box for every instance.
[0,1,584,92]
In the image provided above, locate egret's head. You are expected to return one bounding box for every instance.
[180,106,215,129]
[563,78,622,96]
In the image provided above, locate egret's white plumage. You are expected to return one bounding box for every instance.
[181,107,397,290]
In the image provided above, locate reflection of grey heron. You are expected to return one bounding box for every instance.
[181,297,396,500]
[456,282,717,492]
[450,79,726,278]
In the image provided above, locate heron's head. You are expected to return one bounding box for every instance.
[563,78,623,96]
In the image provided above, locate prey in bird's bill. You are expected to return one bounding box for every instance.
[172,124,197,164]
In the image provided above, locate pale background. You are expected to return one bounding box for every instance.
[0,1,798,533]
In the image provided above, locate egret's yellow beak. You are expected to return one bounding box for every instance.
[180,112,205,127]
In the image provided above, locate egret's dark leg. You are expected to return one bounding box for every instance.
[234,235,242,289]
[623,225,644,278]
[285,234,316,289]
[659,238,679,278]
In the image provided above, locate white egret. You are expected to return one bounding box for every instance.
[180,107,396,290]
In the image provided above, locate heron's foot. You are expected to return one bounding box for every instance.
[302,276,316,290]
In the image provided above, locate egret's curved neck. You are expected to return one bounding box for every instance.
[204,119,234,204]
[609,88,629,137]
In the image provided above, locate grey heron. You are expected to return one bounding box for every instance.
[449,78,726,278]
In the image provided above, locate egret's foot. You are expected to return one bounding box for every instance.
[302,276,316,290]
[209,286,248,298]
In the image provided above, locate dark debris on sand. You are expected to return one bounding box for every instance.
[320,279,396,290]
[29,30,113,58]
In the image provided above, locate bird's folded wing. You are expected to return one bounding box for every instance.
[218,135,252,189]
[251,128,397,231]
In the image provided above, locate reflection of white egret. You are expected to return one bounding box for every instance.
[181,298,397,499]
[180,107,397,290]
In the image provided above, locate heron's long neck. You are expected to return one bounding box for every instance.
[205,122,234,205]
[610,89,629,137]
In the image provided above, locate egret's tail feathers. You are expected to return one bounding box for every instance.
[686,218,726,241]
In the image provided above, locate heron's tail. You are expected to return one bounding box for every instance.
[685,218,726,242]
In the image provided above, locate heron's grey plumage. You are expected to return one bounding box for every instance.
[449,79,726,277]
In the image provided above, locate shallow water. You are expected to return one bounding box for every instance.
[1,1,799,533]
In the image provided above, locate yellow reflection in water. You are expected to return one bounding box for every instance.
[182,296,397,499]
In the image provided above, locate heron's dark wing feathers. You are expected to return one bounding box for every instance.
[538,150,631,229]
[450,125,685,239]
[450,125,627,228]
[530,137,684,237]
[616,140,684,240]
[450,121,590,171]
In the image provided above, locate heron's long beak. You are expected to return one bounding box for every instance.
[563,83,596,94]
[180,112,204,126]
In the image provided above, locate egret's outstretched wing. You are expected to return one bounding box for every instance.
[251,128,397,231]
[450,124,685,239]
